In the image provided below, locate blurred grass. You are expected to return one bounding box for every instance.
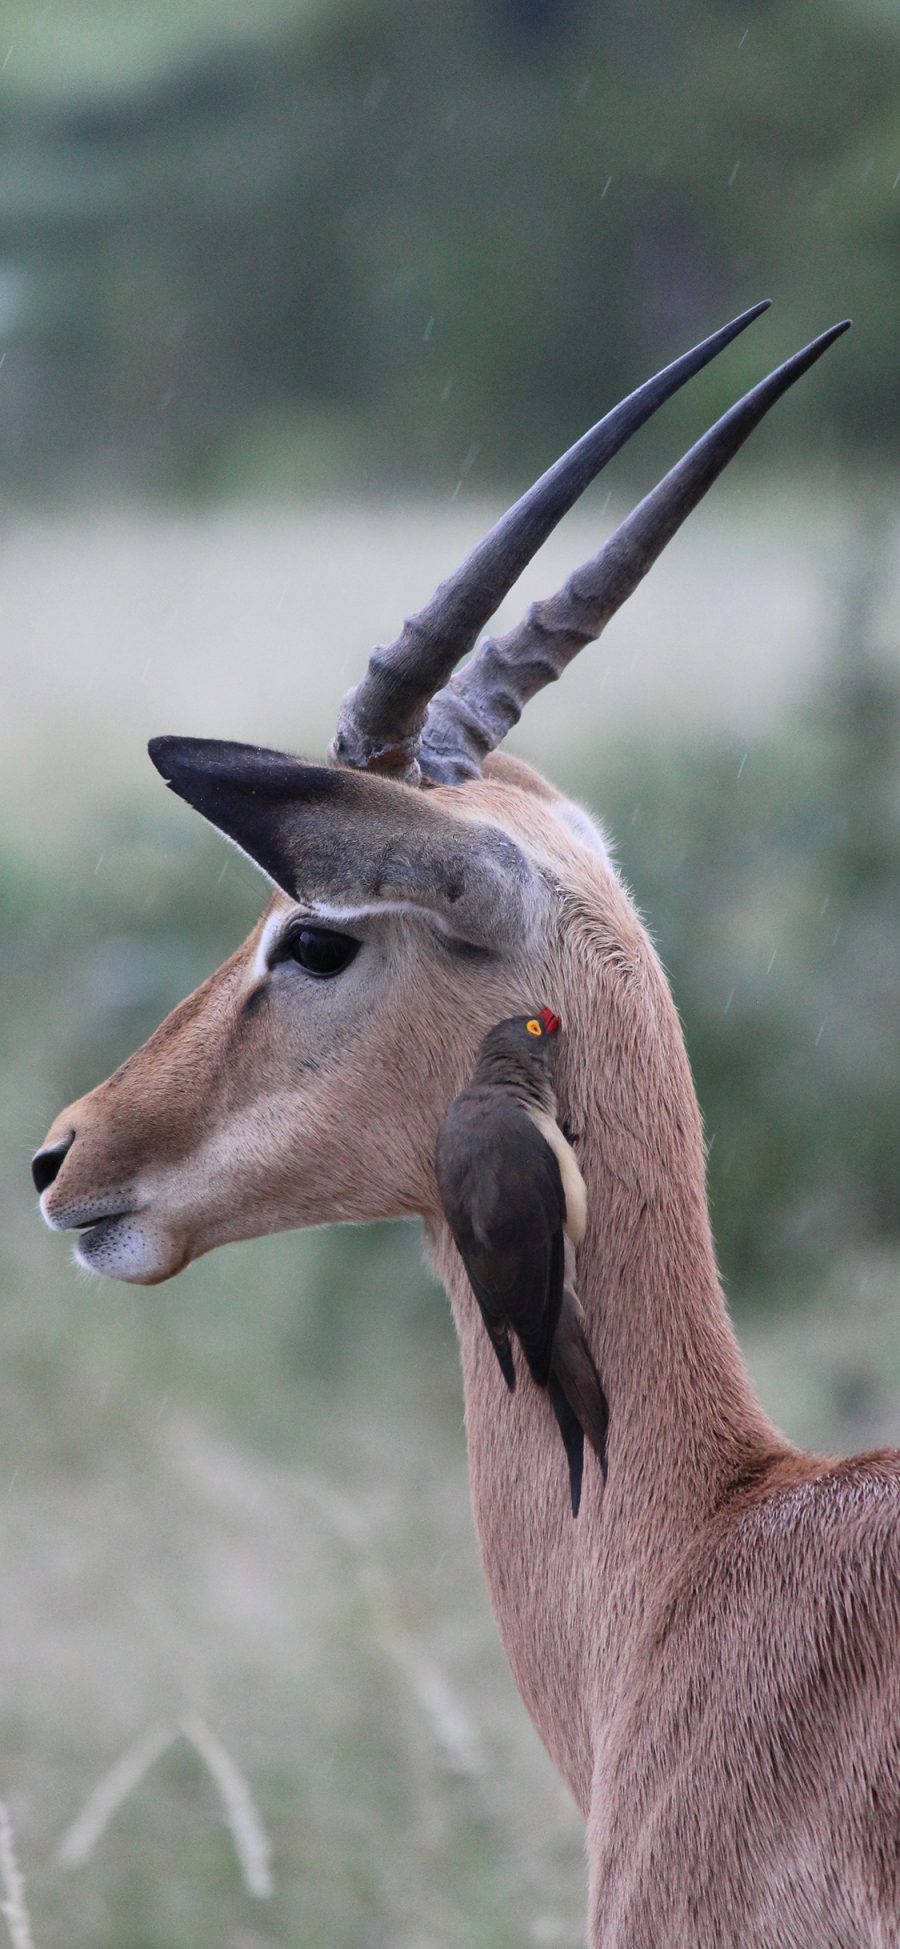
[0,507,898,1946]
[3,481,898,856]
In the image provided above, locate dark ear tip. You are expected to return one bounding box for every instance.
[146,736,340,823]
[147,734,252,808]
[148,734,176,780]
[147,734,200,784]
[147,734,258,790]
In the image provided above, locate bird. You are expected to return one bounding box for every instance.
[435,1009,609,1515]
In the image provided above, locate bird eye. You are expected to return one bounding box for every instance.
[277,924,361,978]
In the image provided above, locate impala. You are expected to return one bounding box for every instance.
[33,303,899,1947]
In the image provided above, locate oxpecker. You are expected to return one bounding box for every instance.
[436,1010,609,1514]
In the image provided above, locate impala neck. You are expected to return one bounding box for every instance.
[429,897,784,1811]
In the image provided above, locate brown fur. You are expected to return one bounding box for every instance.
[36,751,900,1945]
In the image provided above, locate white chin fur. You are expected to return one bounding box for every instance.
[73,1214,179,1285]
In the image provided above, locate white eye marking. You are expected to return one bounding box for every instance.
[256,898,463,968]
[297,897,457,936]
[252,910,289,980]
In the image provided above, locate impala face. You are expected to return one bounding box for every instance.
[32,748,568,1285]
[33,855,546,1285]
[32,306,848,1286]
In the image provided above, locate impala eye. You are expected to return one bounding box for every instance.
[278,924,361,978]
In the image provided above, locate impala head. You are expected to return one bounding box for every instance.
[33,305,849,1285]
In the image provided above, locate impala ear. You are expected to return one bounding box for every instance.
[148,736,538,950]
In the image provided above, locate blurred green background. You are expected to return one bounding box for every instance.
[1,2,898,1945]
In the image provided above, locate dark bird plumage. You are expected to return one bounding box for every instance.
[435,1014,609,1514]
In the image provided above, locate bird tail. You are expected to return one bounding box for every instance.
[547,1376,585,1517]
[550,1288,610,1514]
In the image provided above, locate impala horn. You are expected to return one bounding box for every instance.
[330,301,772,784]
[331,310,849,788]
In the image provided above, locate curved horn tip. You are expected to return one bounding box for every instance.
[332,299,778,784]
[743,298,772,318]
[416,311,852,784]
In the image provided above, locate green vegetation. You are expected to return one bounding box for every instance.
[1,0,897,496]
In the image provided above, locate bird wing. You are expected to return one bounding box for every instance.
[435,1091,568,1390]
[457,1262,518,1390]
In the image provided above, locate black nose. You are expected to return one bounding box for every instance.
[32,1133,75,1195]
